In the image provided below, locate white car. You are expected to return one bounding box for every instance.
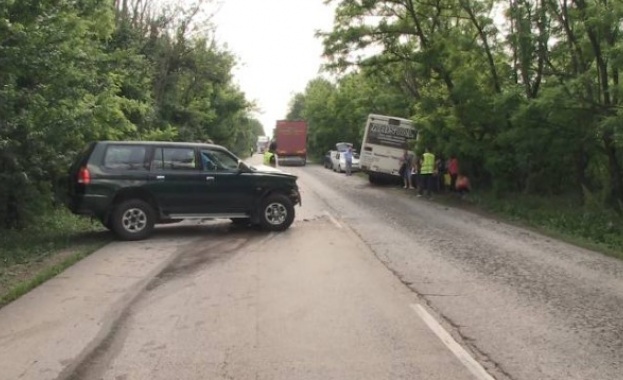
[331,150,360,173]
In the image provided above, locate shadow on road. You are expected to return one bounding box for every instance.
[132,220,269,241]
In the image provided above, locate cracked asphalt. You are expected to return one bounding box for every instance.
[48,158,623,380]
[294,164,623,380]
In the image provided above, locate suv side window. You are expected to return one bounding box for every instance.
[200,149,239,172]
[151,147,198,171]
[103,145,148,170]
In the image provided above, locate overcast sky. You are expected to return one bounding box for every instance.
[211,0,336,137]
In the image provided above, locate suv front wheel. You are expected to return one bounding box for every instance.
[111,199,156,241]
[259,194,295,231]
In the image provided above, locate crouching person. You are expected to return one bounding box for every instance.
[456,174,471,198]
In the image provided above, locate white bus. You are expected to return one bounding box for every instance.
[359,114,417,184]
[256,136,270,153]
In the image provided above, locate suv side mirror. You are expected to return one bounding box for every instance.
[237,160,250,172]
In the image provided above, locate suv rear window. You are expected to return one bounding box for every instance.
[151,147,198,171]
[103,145,148,170]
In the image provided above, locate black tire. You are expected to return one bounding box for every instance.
[111,199,156,241]
[100,218,113,231]
[258,194,295,231]
[369,174,378,185]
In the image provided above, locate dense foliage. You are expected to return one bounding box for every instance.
[289,0,623,209]
[0,0,263,228]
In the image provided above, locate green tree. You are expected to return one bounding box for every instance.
[0,0,121,228]
[286,93,306,120]
[315,0,623,204]
[0,0,262,228]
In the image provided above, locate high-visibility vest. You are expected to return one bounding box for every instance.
[421,152,435,174]
[263,151,276,166]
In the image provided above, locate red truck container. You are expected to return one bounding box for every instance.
[275,120,308,166]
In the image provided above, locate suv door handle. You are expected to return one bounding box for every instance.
[206,176,215,181]
[156,175,165,180]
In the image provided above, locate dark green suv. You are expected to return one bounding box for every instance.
[67,141,301,240]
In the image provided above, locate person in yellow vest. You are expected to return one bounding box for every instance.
[263,141,278,167]
[418,147,435,198]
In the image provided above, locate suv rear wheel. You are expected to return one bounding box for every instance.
[111,199,156,241]
[259,194,295,231]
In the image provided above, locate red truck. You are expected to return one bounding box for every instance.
[275,120,308,166]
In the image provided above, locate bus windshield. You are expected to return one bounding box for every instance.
[364,119,416,150]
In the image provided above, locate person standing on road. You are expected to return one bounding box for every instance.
[263,142,278,168]
[418,147,435,198]
[344,146,353,176]
[448,155,459,192]
[413,155,421,190]
[400,148,415,189]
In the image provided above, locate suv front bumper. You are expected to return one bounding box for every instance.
[292,188,302,206]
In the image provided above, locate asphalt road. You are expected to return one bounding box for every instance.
[66,162,485,380]
[2,157,622,380]
[292,163,623,380]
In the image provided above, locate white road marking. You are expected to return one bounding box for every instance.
[323,211,343,229]
[410,304,496,380]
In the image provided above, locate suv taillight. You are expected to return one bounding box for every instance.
[77,167,91,184]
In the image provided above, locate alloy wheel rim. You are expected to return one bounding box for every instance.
[122,208,147,233]
[264,202,287,225]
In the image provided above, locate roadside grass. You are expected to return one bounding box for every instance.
[0,241,108,307]
[440,191,623,260]
[0,209,110,307]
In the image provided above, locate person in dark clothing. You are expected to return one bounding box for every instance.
[435,155,446,192]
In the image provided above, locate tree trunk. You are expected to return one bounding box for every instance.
[460,0,502,93]
[603,133,623,203]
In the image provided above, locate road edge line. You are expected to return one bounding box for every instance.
[410,303,496,380]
